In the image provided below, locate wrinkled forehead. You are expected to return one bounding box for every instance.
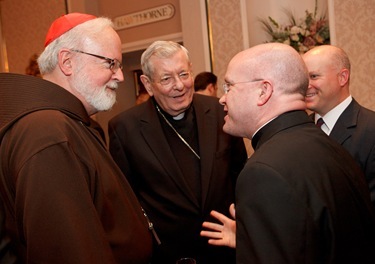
[150,50,191,75]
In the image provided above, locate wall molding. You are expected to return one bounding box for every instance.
[0,4,9,72]
[121,32,183,53]
[327,0,336,45]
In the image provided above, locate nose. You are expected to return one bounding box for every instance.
[219,94,226,106]
[307,82,314,91]
[114,68,124,82]
[173,76,185,90]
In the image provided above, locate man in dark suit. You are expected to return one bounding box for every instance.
[208,42,375,263]
[108,41,247,264]
[303,45,375,206]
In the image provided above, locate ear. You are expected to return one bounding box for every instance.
[206,83,214,93]
[337,68,350,86]
[257,81,273,106]
[58,49,74,76]
[140,75,154,96]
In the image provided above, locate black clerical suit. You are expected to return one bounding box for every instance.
[109,94,247,264]
[236,110,375,264]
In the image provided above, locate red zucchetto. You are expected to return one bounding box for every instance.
[44,13,96,47]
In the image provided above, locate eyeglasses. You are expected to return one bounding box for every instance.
[154,71,191,87]
[70,49,123,73]
[222,79,263,94]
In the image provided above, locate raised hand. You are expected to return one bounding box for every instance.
[200,203,236,248]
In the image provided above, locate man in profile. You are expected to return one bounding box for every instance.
[201,43,375,263]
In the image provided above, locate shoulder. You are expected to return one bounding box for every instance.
[346,99,375,118]
[193,94,223,113]
[109,102,150,125]
[15,110,76,135]
[10,110,88,144]
[350,101,375,130]
[3,110,81,157]
[193,93,220,105]
[358,104,375,120]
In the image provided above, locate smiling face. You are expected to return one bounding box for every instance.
[303,46,350,116]
[142,50,194,116]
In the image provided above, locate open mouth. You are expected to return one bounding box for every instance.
[172,92,185,99]
[305,92,317,98]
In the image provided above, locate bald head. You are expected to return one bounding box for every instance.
[220,43,309,138]
[304,45,351,73]
[230,43,309,96]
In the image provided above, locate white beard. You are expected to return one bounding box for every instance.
[72,68,118,112]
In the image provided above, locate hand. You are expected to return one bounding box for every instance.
[200,203,236,248]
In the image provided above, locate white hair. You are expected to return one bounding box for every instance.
[37,17,114,75]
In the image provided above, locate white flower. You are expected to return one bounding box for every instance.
[291,34,300,42]
[290,26,301,34]
[260,0,330,54]
[303,29,311,36]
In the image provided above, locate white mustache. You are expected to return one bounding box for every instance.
[107,82,118,90]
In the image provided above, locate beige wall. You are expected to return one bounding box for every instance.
[0,0,66,74]
[208,0,247,98]
[332,0,375,111]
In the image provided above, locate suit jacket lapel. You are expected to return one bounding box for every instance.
[193,96,217,207]
[329,100,359,144]
[139,99,200,208]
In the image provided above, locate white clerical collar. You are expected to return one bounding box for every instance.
[173,112,185,120]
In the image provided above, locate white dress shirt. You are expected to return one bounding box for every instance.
[315,96,352,135]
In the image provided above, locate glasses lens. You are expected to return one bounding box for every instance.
[109,60,123,73]
[223,83,229,94]
[108,60,115,70]
[157,72,190,87]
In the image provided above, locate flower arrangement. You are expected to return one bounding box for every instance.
[259,0,330,53]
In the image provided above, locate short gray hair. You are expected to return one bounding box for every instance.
[141,40,191,79]
[38,17,114,75]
